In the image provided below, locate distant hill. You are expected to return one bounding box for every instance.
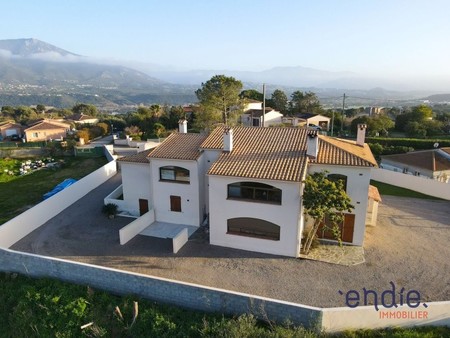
[422,93,450,102]
[0,38,196,107]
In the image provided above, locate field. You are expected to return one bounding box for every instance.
[0,156,107,224]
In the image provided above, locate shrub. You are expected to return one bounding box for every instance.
[102,203,118,217]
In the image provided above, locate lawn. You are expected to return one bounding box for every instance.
[370,180,441,200]
[0,156,108,224]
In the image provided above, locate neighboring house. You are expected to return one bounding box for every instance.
[66,113,99,125]
[380,148,450,183]
[283,113,330,131]
[0,121,23,139]
[24,120,71,142]
[111,122,377,257]
[240,107,283,127]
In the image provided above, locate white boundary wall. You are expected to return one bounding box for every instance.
[172,228,188,254]
[372,168,450,200]
[0,160,117,248]
[119,210,155,245]
[322,302,450,332]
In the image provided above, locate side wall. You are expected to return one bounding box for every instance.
[150,158,201,226]
[120,162,153,215]
[209,176,302,257]
[0,248,321,328]
[307,165,372,246]
[0,160,117,248]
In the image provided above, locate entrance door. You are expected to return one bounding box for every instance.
[318,213,355,243]
[170,195,181,212]
[139,199,149,216]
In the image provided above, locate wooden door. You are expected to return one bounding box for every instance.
[139,199,149,216]
[318,213,355,243]
[170,195,181,212]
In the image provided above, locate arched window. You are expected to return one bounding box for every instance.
[227,217,280,241]
[327,174,347,191]
[227,182,282,204]
[160,166,190,183]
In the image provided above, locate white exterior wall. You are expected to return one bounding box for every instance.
[209,175,303,257]
[201,149,222,215]
[150,158,201,226]
[244,102,262,111]
[307,115,330,130]
[307,165,372,246]
[120,162,152,216]
[262,110,283,127]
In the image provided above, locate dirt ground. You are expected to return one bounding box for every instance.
[10,175,450,308]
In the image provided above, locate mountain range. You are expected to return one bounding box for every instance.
[0,38,446,109]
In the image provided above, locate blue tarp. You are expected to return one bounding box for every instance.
[43,178,77,200]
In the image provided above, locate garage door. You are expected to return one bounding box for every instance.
[5,129,17,136]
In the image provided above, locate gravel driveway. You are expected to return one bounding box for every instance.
[10,175,450,307]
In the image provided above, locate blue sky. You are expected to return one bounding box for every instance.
[1,0,450,78]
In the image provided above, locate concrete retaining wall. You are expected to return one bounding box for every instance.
[371,168,450,200]
[0,161,117,248]
[172,228,188,254]
[0,248,321,329]
[119,211,155,245]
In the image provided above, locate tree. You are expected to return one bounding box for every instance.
[395,104,433,132]
[72,103,98,117]
[153,123,166,138]
[290,91,322,115]
[36,104,46,114]
[195,75,243,130]
[302,171,354,255]
[239,89,263,101]
[97,122,109,136]
[271,89,288,115]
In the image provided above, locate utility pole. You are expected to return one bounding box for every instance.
[331,111,335,136]
[262,83,266,127]
[341,93,346,134]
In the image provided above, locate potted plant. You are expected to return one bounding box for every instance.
[102,203,118,219]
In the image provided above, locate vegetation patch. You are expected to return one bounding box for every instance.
[0,156,107,224]
[370,180,441,200]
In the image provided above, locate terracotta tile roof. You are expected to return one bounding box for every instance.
[207,127,308,182]
[148,133,207,160]
[25,121,69,131]
[381,149,450,172]
[368,185,382,202]
[0,122,22,130]
[117,149,153,164]
[68,114,97,121]
[310,136,378,167]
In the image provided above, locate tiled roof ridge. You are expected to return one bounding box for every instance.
[319,135,376,167]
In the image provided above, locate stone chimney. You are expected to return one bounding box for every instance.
[356,124,367,147]
[306,130,319,158]
[223,127,233,152]
[178,119,187,133]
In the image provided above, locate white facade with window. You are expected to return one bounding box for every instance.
[208,175,304,257]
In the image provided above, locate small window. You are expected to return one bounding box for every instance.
[160,166,190,183]
[32,132,39,138]
[227,182,282,204]
[170,195,181,212]
[227,217,280,241]
[328,174,348,191]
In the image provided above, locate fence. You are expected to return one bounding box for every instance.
[119,211,155,245]
[0,248,448,332]
[371,168,450,200]
[0,160,117,248]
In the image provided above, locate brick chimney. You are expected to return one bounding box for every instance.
[223,127,233,152]
[306,130,319,158]
[178,119,187,133]
[356,124,367,146]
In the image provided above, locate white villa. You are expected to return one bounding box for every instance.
[240,100,283,127]
[108,122,378,257]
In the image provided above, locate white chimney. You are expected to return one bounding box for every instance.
[306,130,319,158]
[223,127,233,152]
[356,124,367,146]
[178,119,187,133]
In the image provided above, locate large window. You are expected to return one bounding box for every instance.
[227,217,280,241]
[159,166,190,183]
[227,182,282,204]
[327,174,347,191]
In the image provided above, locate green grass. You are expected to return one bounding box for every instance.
[370,180,441,200]
[0,156,107,224]
[0,273,448,338]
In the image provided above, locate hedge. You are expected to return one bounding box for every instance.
[366,137,450,150]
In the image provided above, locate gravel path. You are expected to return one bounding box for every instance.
[10,176,450,308]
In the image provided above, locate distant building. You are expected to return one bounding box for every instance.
[66,113,99,125]
[24,119,71,142]
[0,121,23,139]
[380,148,450,183]
[282,113,330,131]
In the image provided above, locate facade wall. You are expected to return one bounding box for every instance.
[209,175,303,257]
[150,158,201,226]
[120,162,152,216]
[25,128,67,142]
[307,165,372,246]
[202,149,222,214]
[307,116,330,130]
[263,111,283,127]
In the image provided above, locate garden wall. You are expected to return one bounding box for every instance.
[371,168,450,200]
[0,160,117,247]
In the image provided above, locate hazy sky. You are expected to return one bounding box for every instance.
[2,0,450,78]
